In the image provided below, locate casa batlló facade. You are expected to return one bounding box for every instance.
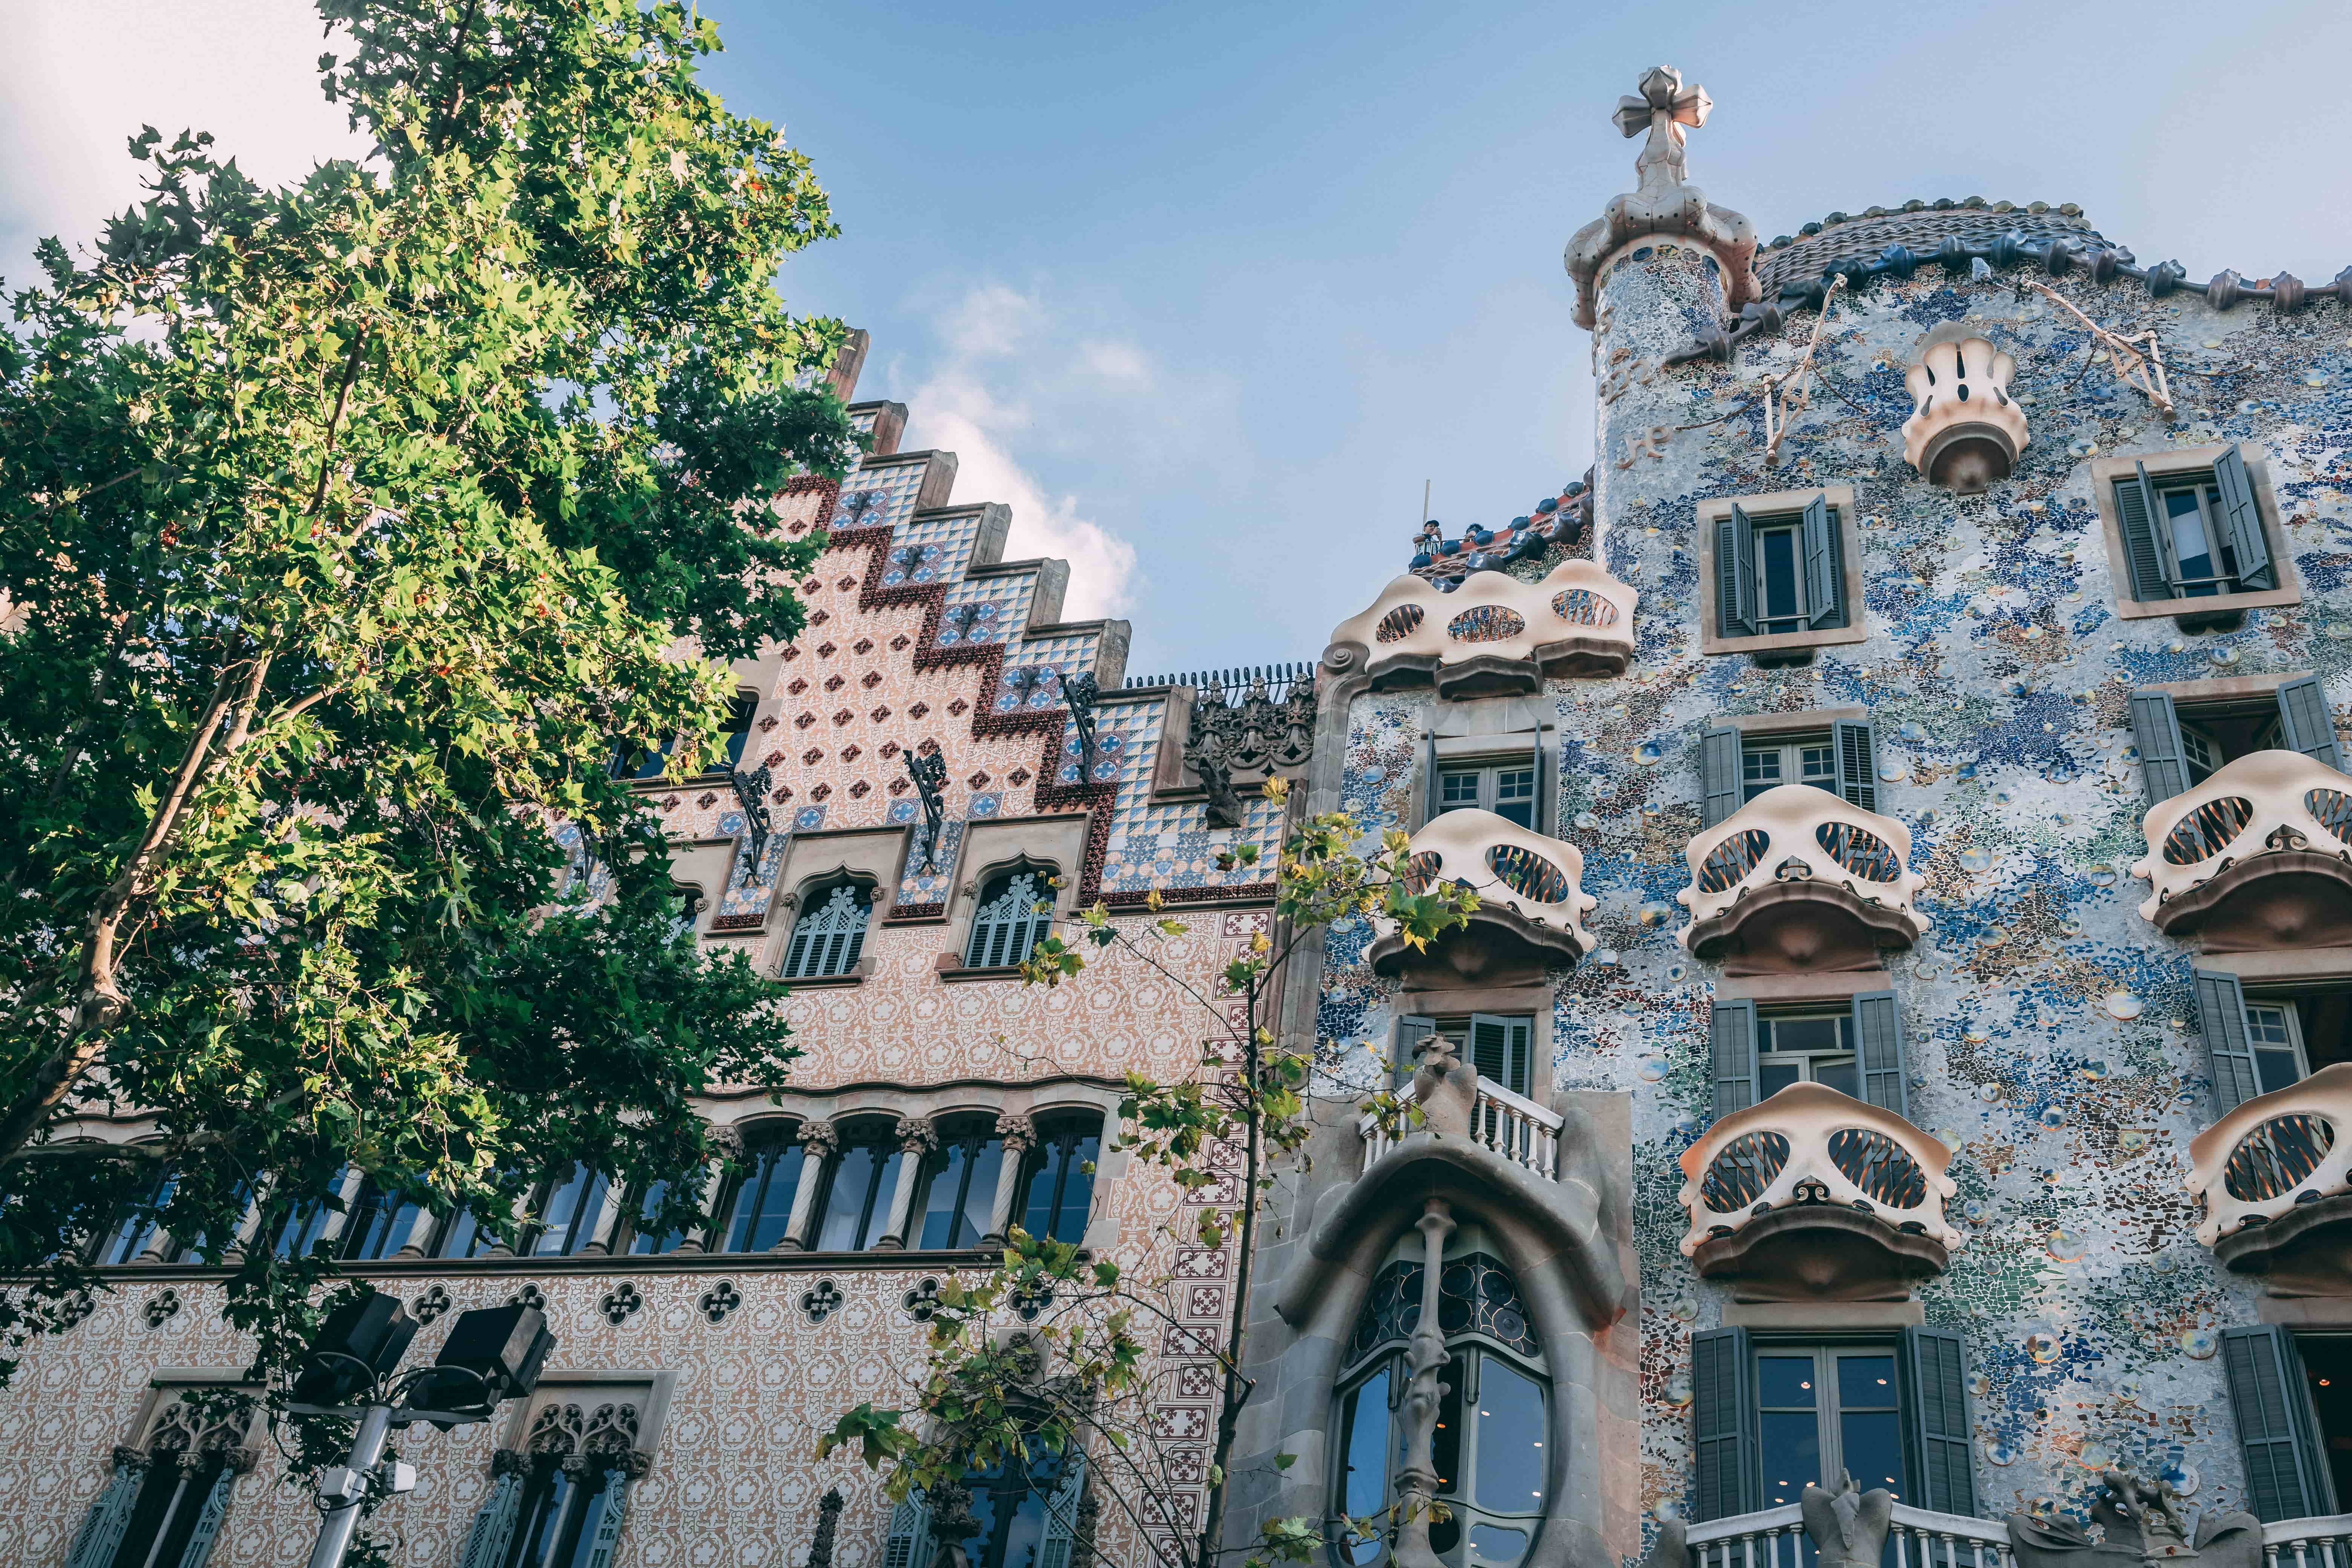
[16,61,2352,1568]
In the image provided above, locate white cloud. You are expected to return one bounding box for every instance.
[899,284,1146,621]
[0,0,365,288]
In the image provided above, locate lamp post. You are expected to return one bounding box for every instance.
[292,1288,557,1568]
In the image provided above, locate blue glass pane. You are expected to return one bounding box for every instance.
[725,1146,806,1253]
[1338,1368,1392,1528]
[1472,1357,1547,1514]
[919,1143,972,1250]
[1468,1524,1530,1566]
[1837,1355,1897,1409]
[1759,1412,1819,1506]
[1758,1355,1818,1407]
[1761,528,1801,620]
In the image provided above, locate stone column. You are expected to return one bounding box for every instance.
[985,1113,1038,1244]
[388,1200,440,1259]
[873,1117,939,1251]
[577,1171,625,1256]
[1390,1198,1457,1568]
[311,1166,371,1251]
[674,1123,742,1255]
[778,1119,838,1252]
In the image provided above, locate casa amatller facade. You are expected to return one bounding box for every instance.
[15,61,2352,1568]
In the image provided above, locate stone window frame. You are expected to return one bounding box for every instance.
[933,811,1091,980]
[1406,696,1559,835]
[1696,485,1867,660]
[2092,442,2300,623]
[776,873,880,984]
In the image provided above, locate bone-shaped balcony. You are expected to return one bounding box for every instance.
[1677,1083,1962,1301]
[2188,1063,2352,1292]
[1325,557,1638,698]
[2129,750,2352,950]
[1367,808,1597,982]
[1675,785,1929,973]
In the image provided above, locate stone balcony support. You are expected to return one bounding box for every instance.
[1677,1083,1960,1301]
[2188,1063,2352,1293]
[1367,807,1597,981]
[2130,750,2352,950]
[1675,785,1929,972]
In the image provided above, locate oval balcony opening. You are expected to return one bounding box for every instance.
[2222,1113,2335,1202]
[1827,1127,1928,1209]
[1678,786,1929,975]
[1550,588,1620,627]
[1375,603,1426,643]
[1814,821,1903,883]
[1447,604,1527,643]
[1326,557,1638,695]
[1698,1131,1790,1216]
[1485,843,1574,904]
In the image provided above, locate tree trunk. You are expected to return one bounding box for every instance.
[1193,983,1265,1568]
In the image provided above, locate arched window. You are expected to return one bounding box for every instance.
[523,1164,616,1257]
[812,1124,905,1252]
[70,1395,253,1568]
[716,692,758,773]
[914,1120,1006,1250]
[1330,1231,1548,1568]
[617,1176,697,1256]
[340,1174,422,1261]
[882,1444,1088,1568]
[90,1167,179,1265]
[1019,1118,1100,1245]
[966,869,1054,969]
[718,1126,808,1253]
[499,1401,642,1568]
[782,880,873,980]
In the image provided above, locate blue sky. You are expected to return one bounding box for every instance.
[6,0,2350,676]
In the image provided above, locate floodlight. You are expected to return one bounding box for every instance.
[410,1305,554,1417]
[294,1291,419,1408]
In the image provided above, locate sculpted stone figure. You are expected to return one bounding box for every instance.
[1801,1472,1894,1568]
[2007,1469,2265,1568]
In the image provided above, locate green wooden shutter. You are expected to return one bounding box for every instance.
[456,1466,527,1568]
[1717,508,1756,638]
[2195,969,2263,1115]
[1394,1015,1436,1087]
[61,1458,144,1568]
[1505,1015,1532,1095]
[1833,720,1879,813]
[1690,1326,1759,1521]
[1469,1014,1526,1093]
[2220,1325,2333,1521]
[1415,732,1439,829]
[175,1468,238,1568]
[1701,726,1743,827]
[1900,1326,1977,1516]
[2113,464,2170,600]
[1851,990,1909,1118]
[2130,689,2193,804]
[881,1492,935,1568]
[581,1470,632,1568]
[1710,999,1759,1120]
[2277,676,2344,771]
[1037,1452,1089,1568]
[2214,446,2275,589]
[1802,494,1840,628]
[1534,730,1556,836]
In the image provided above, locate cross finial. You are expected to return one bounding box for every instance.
[1615,66,1713,197]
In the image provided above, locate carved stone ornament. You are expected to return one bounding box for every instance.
[2008,1469,2264,1568]
[807,1488,846,1568]
[1182,671,1316,828]
[1899,327,2029,494]
[1329,556,1637,701]
[1563,65,1759,328]
[1802,1473,1894,1568]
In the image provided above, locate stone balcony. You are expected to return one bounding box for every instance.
[1676,1083,1962,1301]
[1324,556,1637,698]
[2188,1062,2352,1293]
[1369,807,1597,982]
[2130,750,2352,950]
[1675,785,1929,973]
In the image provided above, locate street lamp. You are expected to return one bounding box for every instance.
[292,1288,557,1568]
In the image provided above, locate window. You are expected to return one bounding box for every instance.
[339,1174,422,1261]
[524,1164,616,1257]
[618,1178,695,1256]
[1689,1327,1974,1522]
[1331,1235,1548,1568]
[92,1168,178,1265]
[1755,1012,1859,1098]
[1709,992,1907,1120]
[1438,763,1539,828]
[497,1401,645,1568]
[966,870,1054,970]
[431,1205,501,1259]
[2192,972,2352,1113]
[813,1128,905,1252]
[1699,720,1879,827]
[883,1446,1088,1568]
[719,1129,808,1253]
[273,1191,336,1260]
[2111,447,2277,605]
[782,880,873,980]
[916,1122,1007,1250]
[1713,495,1847,641]
[1019,1119,1100,1245]
[100,1396,254,1568]
[708,692,758,775]
[2130,678,2341,806]
[2219,1326,2343,1521]
[609,735,673,781]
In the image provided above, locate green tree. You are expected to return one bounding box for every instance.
[819,778,1478,1568]
[0,0,853,1385]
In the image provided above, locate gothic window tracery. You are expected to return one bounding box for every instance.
[966,870,1054,969]
[782,880,873,980]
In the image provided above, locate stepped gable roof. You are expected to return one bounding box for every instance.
[1756,200,2100,297]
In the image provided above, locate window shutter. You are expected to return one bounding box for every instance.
[1700,726,1743,828]
[1717,508,1756,638]
[1709,998,1759,1120]
[1037,1452,1090,1568]
[580,1470,632,1568]
[2220,1325,2333,1521]
[2194,969,2263,1116]
[2214,446,2275,590]
[1801,493,1840,628]
[1534,729,1556,836]
[456,1467,527,1568]
[2276,676,2344,772]
[2129,689,2193,805]
[1690,1326,1759,1521]
[1851,990,1909,1118]
[1900,1326,1977,1516]
[1393,1015,1437,1087]
[1468,1014,1512,1087]
[1505,1015,1533,1096]
[2113,464,2170,600]
[60,1457,144,1568]
[1832,720,1879,813]
[176,1468,239,1568]
[1415,732,1439,829]
[881,1492,936,1568]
